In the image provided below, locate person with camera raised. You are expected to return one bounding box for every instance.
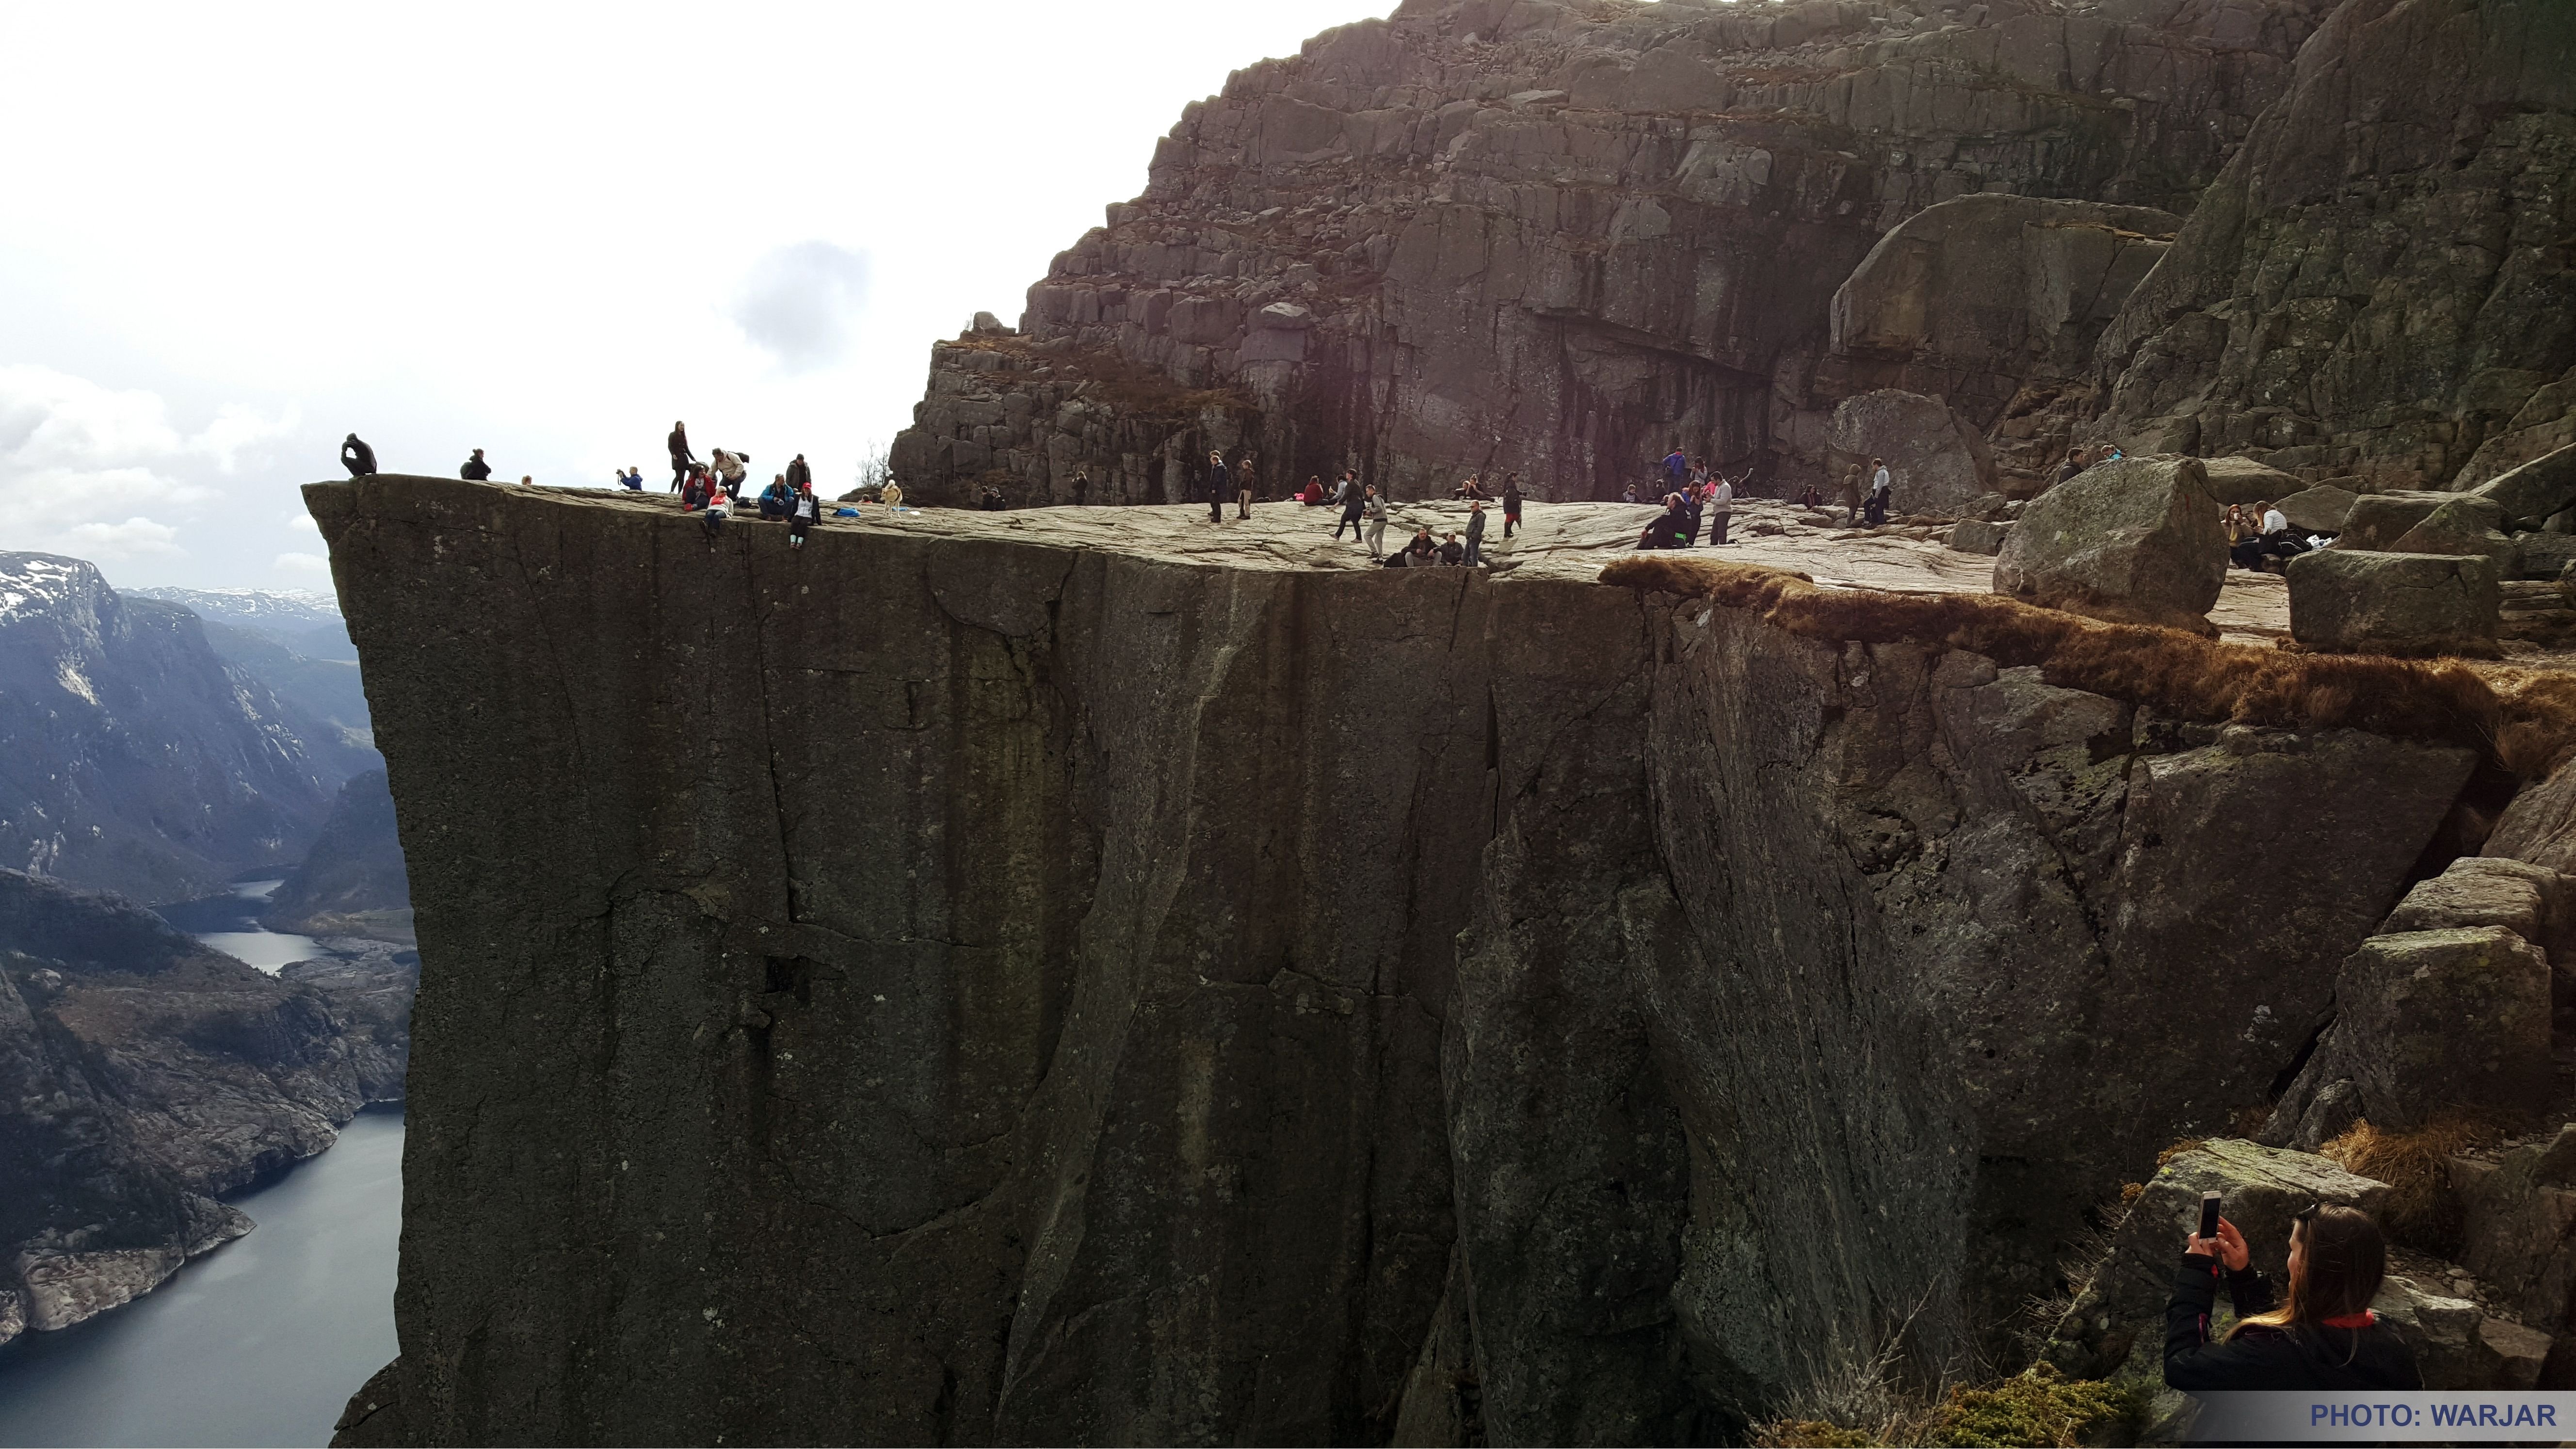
[2165,1202,2421,1391]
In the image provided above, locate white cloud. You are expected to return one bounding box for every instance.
[57,516,181,560]
[732,242,871,373]
[273,551,330,576]
[0,364,295,562]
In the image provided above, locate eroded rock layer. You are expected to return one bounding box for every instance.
[890,0,2336,507]
[315,479,2496,1444]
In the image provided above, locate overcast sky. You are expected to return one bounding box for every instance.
[0,1,1390,590]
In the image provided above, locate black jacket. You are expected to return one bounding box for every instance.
[786,458,811,491]
[341,436,377,476]
[2164,1253,2421,1393]
[668,428,693,464]
[460,456,492,481]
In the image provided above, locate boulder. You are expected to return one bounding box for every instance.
[2382,857,2564,950]
[1826,389,1996,516]
[2046,1141,2388,1410]
[2388,496,2515,573]
[2341,928,2552,1132]
[2515,531,2576,581]
[1992,455,2225,632]
[2285,550,2500,658]
[1948,518,2011,555]
[2470,444,2576,529]
[2201,455,2303,506]
[2488,758,2576,874]
[2335,492,2458,551]
[2373,1261,2551,1390]
[2275,484,2360,535]
[2451,1126,2576,1334]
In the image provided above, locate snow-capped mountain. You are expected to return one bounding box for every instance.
[0,554,353,903]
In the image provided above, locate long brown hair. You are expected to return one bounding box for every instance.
[2230,1206,2385,1347]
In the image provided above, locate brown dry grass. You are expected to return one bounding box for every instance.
[2321,1115,2495,1252]
[1603,557,2576,779]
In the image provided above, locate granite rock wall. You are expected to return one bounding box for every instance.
[891,0,2334,508]
[313,479,2487,1444]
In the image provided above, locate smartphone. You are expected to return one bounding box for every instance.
[2198,1191,2222,1240]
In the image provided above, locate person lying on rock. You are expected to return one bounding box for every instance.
[2165,1203,2420,1393]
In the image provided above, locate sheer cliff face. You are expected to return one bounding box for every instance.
[890,0,2334,508]
[314,480,2476,1444]
[2093,0,2576,489]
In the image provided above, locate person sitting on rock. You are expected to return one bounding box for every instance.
[1438,532,1466,566]
[981,483,1006,511]
[2230,500,2306,571]
[341,433,378,478]
[618,467,644,491]
[759,475,793,520]
[1299,476,1324,506]
[1393,526,1435,566]
[2057,447,2088,485]
[2166,1203,2420,1393]
[1454,474,1486,500]
[789,483,818,549]
[679,467,712,514]
[460,449,493,482]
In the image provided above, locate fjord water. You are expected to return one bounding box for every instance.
[0,886,404,1448]
[0,1112,403,1447]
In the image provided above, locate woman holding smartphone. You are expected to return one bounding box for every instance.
[2165,1203,2421,1391]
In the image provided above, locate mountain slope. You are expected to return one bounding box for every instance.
[0,554,339,903]
[263,771,411,942]
[0,869,413,1348]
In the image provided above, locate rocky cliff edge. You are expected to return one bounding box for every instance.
[307,477,2576,1443]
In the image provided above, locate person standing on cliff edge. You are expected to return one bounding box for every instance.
[340,433,377,478]
[667,421,694,492]
[1501,475,1522,538]
[1204,449,1229,524]
[786,453,812,496]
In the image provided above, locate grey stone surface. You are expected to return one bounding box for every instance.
[2388,496,2515,573]
[2473,444,2576,528]
[2337,493,2459,551]
[310,478,2479,1444]
[890,0,2339,506]
[2201,455,2304,506]
[2276,484,2360,534]
[1826,388,1996,515]
[1949,517,2012,554]
[2343,928,2554,1130]
[1994,455,2228,631]
[2093,0,2576,494]
[2287,550,2502,657]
